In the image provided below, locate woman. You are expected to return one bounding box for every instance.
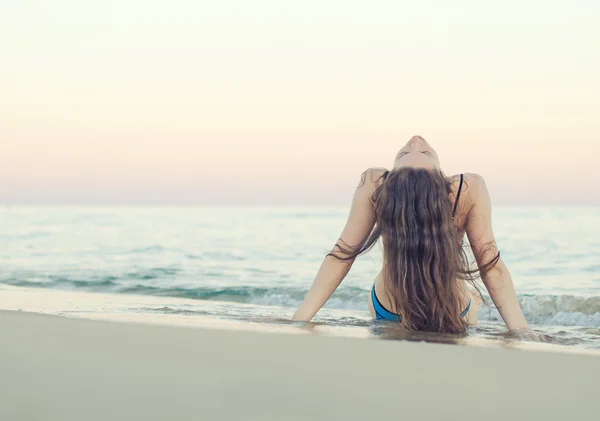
[293,135,543,338]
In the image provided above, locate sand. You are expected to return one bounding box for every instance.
[0,310,598,421]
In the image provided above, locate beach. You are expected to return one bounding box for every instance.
[1,309,598,421]
[1,205,599,420]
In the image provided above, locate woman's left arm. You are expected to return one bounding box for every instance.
[292,169,381,322]
[465,174,550,341]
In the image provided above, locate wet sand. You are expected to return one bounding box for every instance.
[0,310,598,421]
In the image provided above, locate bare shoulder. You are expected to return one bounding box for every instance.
[459,173,493,223]
[359,167,388,188]
[448,172,486,192]
[355,167,388,203]
[449,173,491,226]
[462,173,489,200]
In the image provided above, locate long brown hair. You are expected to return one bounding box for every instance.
[331,168,498,333]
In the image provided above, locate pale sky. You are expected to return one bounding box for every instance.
[1,0,599,205]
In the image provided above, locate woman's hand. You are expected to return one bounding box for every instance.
[509,328,552,342]
[292,169,382,322]
[465,174,532,332]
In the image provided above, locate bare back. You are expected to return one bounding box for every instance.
[367,170,477,323]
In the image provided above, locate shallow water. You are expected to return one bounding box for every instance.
[1,205,599,350]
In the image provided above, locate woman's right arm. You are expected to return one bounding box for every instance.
[464,174,532,333]
[291,168,381,322]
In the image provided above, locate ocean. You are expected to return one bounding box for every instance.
[1,205,599,350]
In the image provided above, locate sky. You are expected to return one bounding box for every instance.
[1,0,599,205]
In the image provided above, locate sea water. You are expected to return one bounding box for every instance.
[1,205,599,350]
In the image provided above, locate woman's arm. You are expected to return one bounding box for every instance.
[292,169,381,322]
[465,174,531,332]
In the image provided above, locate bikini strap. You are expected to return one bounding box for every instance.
[452,174,464,217]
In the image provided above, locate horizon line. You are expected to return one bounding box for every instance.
[2,203,599,208]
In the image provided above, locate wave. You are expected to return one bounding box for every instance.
[0,275,365,307]
[186,251,247,261]
[479,294,600,328]
[2,276,599,327]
